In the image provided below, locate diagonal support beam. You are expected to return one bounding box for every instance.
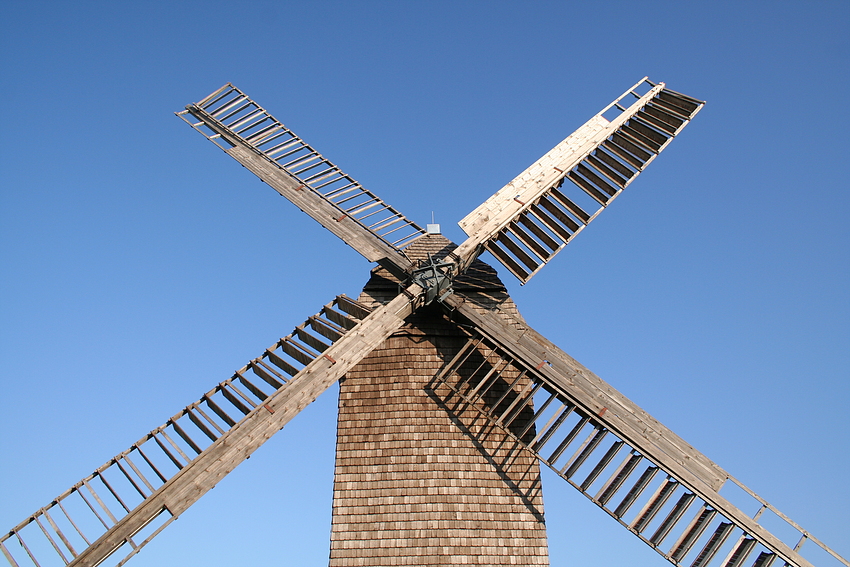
[441,294,835,567]
[450,78,703,283]
[62,285,424,567]
[178,84,425,278]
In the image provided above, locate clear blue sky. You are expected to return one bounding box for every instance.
[1,1,847,565]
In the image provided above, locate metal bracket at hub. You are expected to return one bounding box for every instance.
[409,253,454,305]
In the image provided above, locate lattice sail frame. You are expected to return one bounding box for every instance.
[455,77,703,283]
[178,84,425,274]
[440,296,849,567]
[0,289,428,567]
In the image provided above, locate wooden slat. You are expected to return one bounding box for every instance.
[204,397,236,428]
[567,171,609,205]
[33,515,69,564]
[170,421,203,456]
[507,222,552,262]
[0,541,21,567]
[531,404,575,453]
[114,459,147,499]
[250,359,285,390]
[670,507,717,562]
[602,139,645,169]
[650,95,695,121]
[547,415,590,465]
[518,390,559,441]
[564,428,607,479]
[658,89,702,114]
[496,231,540,273]
[220,385,252,416]
[236,372,270,402]
[596,452,642,505]
[264,348,299,378]
[322,306,358,330]
[548,187,591,223]
[88,476,125,519]
[635,110,678,136]
[295,326,330,354]
[593,147,637,181]
[335,295,371,321]
[280,339,316,366]
[614,466,658,518]
[577,163,618,197]
[159,429,192,465]
[123,453,157,493]
[586,154,629,188]
[620,124,663,153]
[308,315,344,342]
[751,552,777,567]
[539,195,583,232]
[528,204,573,242]
[151,434,185,470]
[517,215,561,252]
[691,522,735,567]
[649,492,695,545]
[43,509,77,559]
[226,381,260,408]
[611,132,653,163]
[433,335,483,383]
[10,531,39,567]
[725,538,758,567]
[627,118,669,148]
[484,240,529,281]
[499,380,541,429]
[580,440,624,491]
[466,357,512,402]
[631,478,678,532]
[186,409,219,442]
[642,103,685,130]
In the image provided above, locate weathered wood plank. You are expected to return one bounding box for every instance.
[62,286,424,567]
[454,82,669,270]
[443,294,814,567]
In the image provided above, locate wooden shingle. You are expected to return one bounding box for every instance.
[329,235,549,566]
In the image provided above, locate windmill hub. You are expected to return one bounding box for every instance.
[409,252,455,304]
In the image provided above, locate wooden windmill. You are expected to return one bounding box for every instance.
[3,78,847,567]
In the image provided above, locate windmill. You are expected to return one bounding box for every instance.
[2,78,846,567]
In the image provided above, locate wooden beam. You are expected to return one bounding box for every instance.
[64,285,425,567]
[454,83,666,269]
[185,106,415,278]
[443,294,814,567]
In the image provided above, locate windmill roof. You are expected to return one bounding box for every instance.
[358,235,526,333]
[365,234,507,294]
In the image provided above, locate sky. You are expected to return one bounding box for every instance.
[0,1,848,566]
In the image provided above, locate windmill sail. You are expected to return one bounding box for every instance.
[1,291,425,567]
[453,78,703,283]
[437,295,847,567]
[178,84,426,275]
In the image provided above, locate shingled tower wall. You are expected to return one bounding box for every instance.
[329,234,549,566]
